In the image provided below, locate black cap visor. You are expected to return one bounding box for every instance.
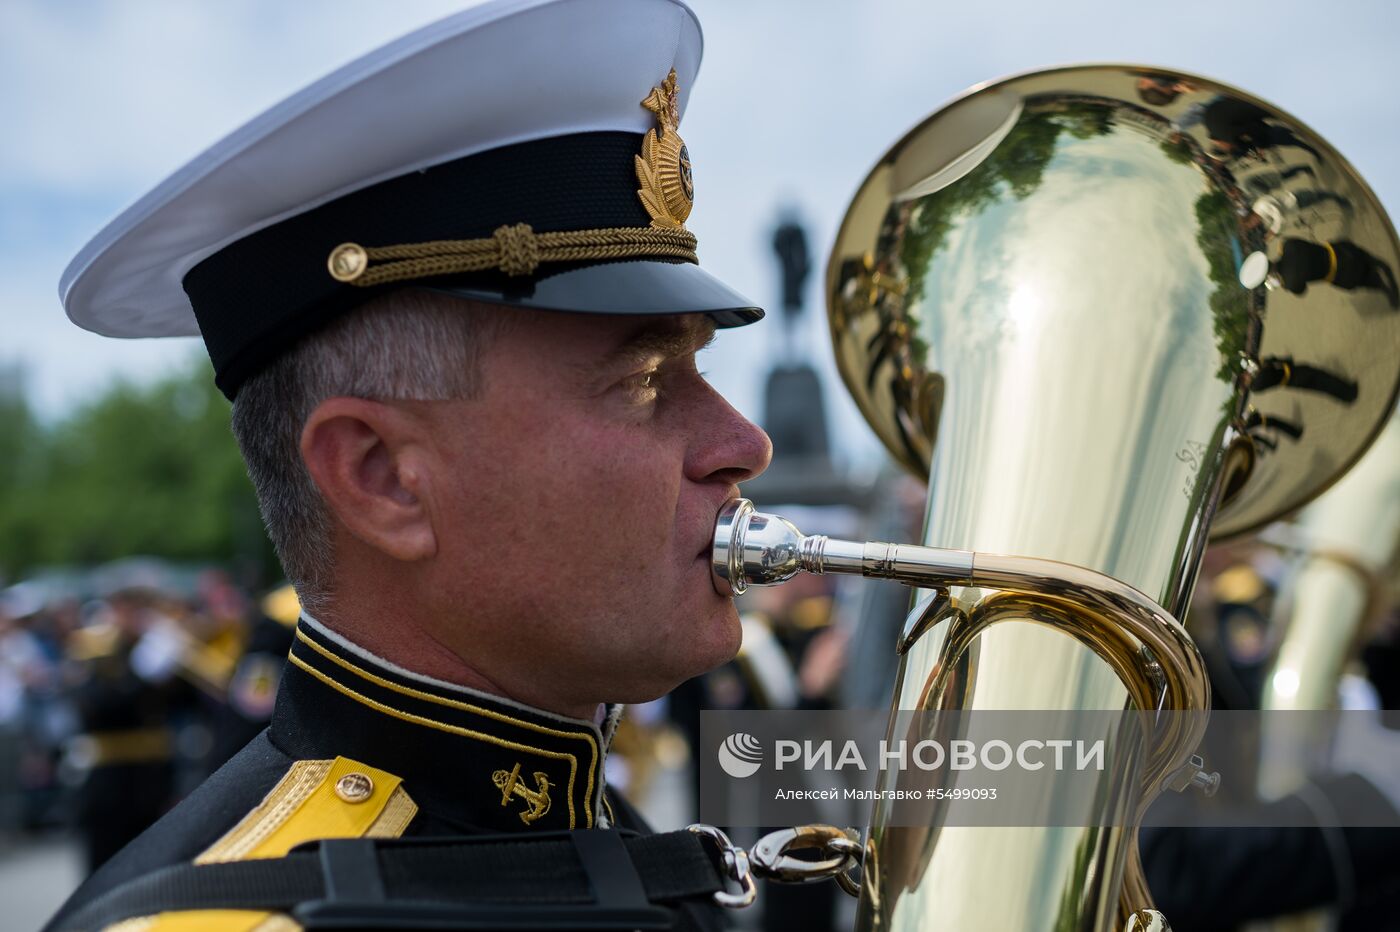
[423,257,764,328]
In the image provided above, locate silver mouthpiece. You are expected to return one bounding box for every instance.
[710,497,977,597]
[710,498,805,596]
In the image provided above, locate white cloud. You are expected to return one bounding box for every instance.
[0,1,472,194]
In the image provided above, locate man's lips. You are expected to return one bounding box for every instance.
[693,494,739,562]
[696,524,721,562]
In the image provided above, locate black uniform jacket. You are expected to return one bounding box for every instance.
[46,617,725,931]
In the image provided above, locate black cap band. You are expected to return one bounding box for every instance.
[185,131,658,398]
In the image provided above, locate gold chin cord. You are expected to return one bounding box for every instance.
[712,65,1400,931]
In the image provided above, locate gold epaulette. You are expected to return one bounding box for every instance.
[260,585,301,628]
[67,623,122,661]
[178,635,242,698]
[104,757,416,932]
[74,728,173,767]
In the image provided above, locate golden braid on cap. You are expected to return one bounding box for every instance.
[326,224,698,287]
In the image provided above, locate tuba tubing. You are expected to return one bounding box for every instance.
[713,498,1216,928]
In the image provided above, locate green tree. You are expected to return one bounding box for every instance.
[898,103,1114,309]
[0,372,46,577]
[0,360,277,583]
[1193,190,1253,384]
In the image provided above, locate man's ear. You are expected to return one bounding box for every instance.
[300,397,437,562]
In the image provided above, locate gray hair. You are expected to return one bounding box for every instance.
[230,289,509,614]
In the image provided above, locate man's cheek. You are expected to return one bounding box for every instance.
[568,430,672,493]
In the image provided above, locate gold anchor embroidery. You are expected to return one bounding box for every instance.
[492,762,552,825]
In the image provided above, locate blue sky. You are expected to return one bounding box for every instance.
[3,0,1397,469]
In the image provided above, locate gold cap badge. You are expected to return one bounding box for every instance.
[635,68,693,230]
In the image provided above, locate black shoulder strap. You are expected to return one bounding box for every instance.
[57,829,726,931]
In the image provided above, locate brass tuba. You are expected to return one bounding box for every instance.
[812,66,1400,930]
[1240,409,1400,932]
[1258,408,1400,783]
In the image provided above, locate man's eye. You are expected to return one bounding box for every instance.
[620,370,660,400]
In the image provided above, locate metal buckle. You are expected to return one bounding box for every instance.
[687,823,863,908]
[686,824,757,908]
[750,824,863,897]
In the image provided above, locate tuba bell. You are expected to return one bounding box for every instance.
[725,65,1400,930]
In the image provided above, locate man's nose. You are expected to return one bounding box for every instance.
[686,388,773,486]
